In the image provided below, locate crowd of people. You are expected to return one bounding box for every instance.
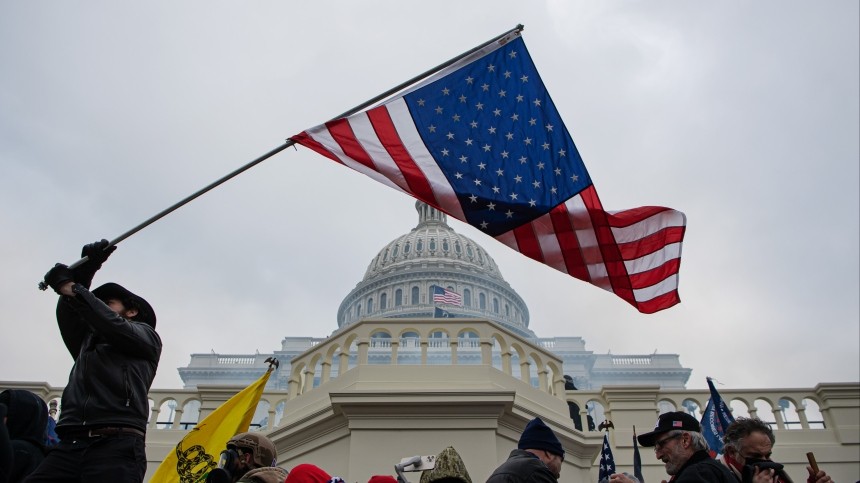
[0,240,842,482]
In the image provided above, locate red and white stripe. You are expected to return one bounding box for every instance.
[292,99,686,314]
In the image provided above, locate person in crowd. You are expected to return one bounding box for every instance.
[487,417,565,483]
[636,411,734,482]
[0,390,49,482]
[368,475,398,483]
[26,240,162,483]
[602,473,640,483]
[284,463,341,483]
[419,446,471,483]
[205,432,287,483]
[719,417,833,483]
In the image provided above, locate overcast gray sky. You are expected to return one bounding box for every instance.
[1,1,857,391]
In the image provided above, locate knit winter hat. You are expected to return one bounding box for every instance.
[285,464,332,483]
[419,446,472,483]
[517,418,564,457]
[368,476,398,483]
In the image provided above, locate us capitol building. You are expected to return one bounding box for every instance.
[178,202,692,395]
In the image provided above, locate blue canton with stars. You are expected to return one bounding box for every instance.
[403,36,592,236]
[598,433,617,481]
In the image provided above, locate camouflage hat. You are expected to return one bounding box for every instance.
[419,447,472,483]
[228,432,277,468]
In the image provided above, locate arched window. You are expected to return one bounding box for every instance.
[464,289,472,307]
[479,293,486,310]
[505,304,510,316]
[417,239,424,252]
[367,298,374,313]
[404,242,411,254]
[411,286,420,305]
[455,241,462,254]
[356,303,361,316]
[392,245,399,257]
[395,289,403,306]
[442,239,449,252]
[493,298,499,313]
[429,238,436,251]
[380,293,387,310]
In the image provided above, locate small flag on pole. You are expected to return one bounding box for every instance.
[633,426,644,483]
[149,365,274,483]
[434,306,455,318]
[292,32,686,314]
[598,433,616,482]
[700,376,735,456]
[431,285,464,306]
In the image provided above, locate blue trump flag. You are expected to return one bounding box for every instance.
[293,31,686,314]
[598,433,616,482]
[700,377,735,455]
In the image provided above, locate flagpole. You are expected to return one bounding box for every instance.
[39,24,525,290]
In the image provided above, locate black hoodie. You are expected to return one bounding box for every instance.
[0,389,48,482]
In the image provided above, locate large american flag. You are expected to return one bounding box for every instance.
[292,33,686,313]
[432,285,464,306]
[598,433,617,482]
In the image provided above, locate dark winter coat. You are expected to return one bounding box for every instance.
[671,450,735,483]
[0,389,49,482]
[486,449,557,483]
[54,284,162,435]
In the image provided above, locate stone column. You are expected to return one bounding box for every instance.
[420,340,429,365]
[321,361,332,383]
[390,340,399,365]
[519,360,531,384]
[357,339,369,365]
[501,351,512,375]
[480,340,493,365]
[450,339,459,365]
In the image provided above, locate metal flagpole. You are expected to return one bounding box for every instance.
[39,24,525,290]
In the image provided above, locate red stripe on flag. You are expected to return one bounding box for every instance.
[511,222,544,264]
[367,107,439,205]
[618,226,686,260]
[547,203,592,282]
[580,187,635,304]
[326,119,378,171]
[606,206,674,228]
[290,132,344,165]
[629,258,682,290]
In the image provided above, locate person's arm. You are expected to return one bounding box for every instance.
[46,266,89,359]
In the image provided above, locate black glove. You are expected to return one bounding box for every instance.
[81,239,116,264]
[44,263,75,294]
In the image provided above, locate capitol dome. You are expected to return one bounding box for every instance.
[336,202,532,336]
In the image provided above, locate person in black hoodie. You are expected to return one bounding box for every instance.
[0,390,49,483]
[27,240,162,483]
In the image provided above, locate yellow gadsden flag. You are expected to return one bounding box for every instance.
[150,365,274,483]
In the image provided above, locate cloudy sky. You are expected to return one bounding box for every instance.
[1,1,857,392]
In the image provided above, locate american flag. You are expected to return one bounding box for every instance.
[598,433,616,482]
[432,285,463,306]
[292,33,686,313]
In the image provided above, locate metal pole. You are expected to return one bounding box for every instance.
[39,24,525,290]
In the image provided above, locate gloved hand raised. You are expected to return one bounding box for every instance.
[81,239,116,264]
[44,263,75,294]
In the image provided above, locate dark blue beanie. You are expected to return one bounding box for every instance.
[517,417,564,457]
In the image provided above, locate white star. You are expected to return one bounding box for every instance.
[435,106,443,114]
[571,174,579,182]
[481,83,490,91]
[492,186,500,193]
[480,221,488,229]
[493,108,502,116]
[503,70,512,79]
[428,125,436,133]
[537,162,545,170]
[441,148,449,156]
[498,89,507,98]
[509,193,518,200]
[487,202,496,210]
[477,162,486,170]
[508,51,517,59]
[496,168,504,176]
[470,121,478,128]
[482,144,491,152]
[488,126,497,134]
[542,142,550,150]
[459,94,467,103]
[418,99,426,106]
[516,94,524,102]
[524,137,532,145]
[487,64,495,72]
[465,76,474,85]
[519,156,527,164]
[532,180,541,188]
[511,113,519,121]
[469,194,478,203]
[473,179,482,186]
[476,102,484,110]
[505,210,514,218]
[460,155,468,163]
[533,99,541,107]
[501,150,509,159]
[514,175,523,183]
[465,138,474,146]
[454,172,463,179]
[520,74,528,82]
[528,199,537,207]
[506,132,514,140]
[545,123,554,131]
[558,148,566,156]
[554,168,561,175]
[452,114,460,122]
[442,87,450,96]
[551,187,557,194]
[446,132,455,140]
[529,118,537,126]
